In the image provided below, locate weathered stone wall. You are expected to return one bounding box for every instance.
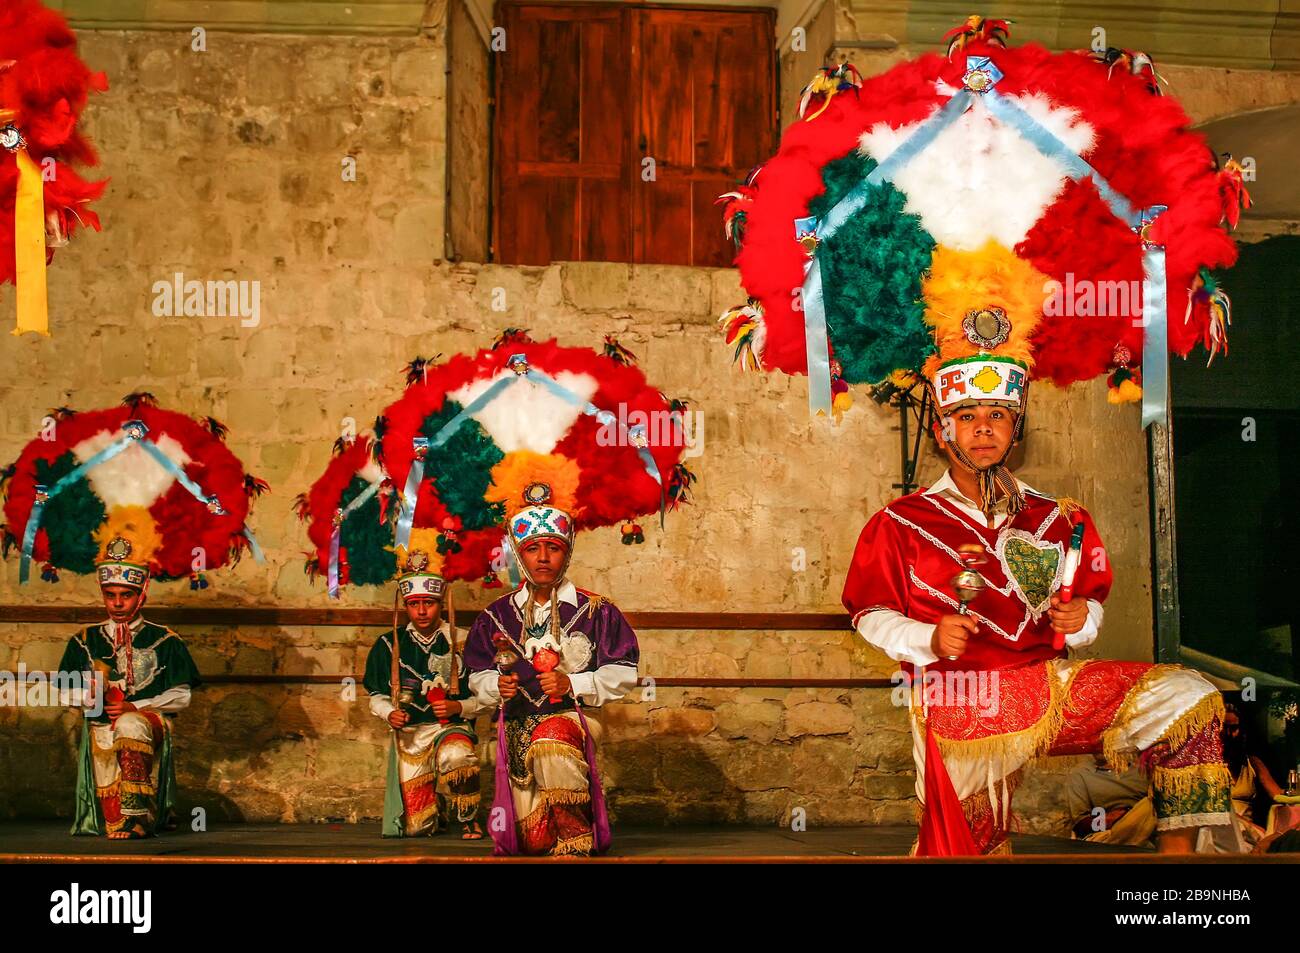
[0,15,1223,834]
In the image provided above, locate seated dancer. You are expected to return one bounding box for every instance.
[843,350,1232,855]
[59,512,201,839]
[354,337,686,855]
[464,458,640,857]
[2,396,262,839]
[364,530,484,838]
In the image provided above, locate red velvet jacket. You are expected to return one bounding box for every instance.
[841,485,1112,675]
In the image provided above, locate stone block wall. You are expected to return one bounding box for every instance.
[0,13,1203,834]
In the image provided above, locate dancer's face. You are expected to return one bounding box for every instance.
[101,584,145,624]
[941,404,1016,469]
[403,595,442,632]
[519,538,567,587]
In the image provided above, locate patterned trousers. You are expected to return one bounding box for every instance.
[913,658,1233,854]
[89,711,167,835]
[395,724,481,835]
[504,711,597,856]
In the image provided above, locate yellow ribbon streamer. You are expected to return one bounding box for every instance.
[12,145,49,336]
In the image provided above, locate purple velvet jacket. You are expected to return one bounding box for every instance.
[463,586,639,720]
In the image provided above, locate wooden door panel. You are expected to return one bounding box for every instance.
[495,3,774,266]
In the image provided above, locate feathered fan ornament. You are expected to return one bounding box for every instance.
[719,18,1243,427]
[299,336,695,597]
[1,395,265,588]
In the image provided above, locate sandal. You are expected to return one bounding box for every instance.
[461,821,484,840]
[108,821,150,840]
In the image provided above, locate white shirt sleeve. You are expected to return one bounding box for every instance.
[567,663,638,707]
[1064,599,1104,651]
[456,690,489,719]
[369,692,396,721]
[856,609,940,667]
[469,669,501,709]
[131,685,191,713]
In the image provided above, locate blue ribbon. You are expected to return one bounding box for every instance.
[328,478,383,598]
[501,533,521,588]
[19,432,141,583]
[394,437,428,551]
[794,54,1169,425]
[797,88,975,417]
[393,356,669,552]
[1138,209,1170,428]
[19,421,264,582]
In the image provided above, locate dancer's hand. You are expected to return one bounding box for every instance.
[1048,594,1088,635]
[498,674,519,701]
[931,614,978,658]
[431,699,461,718]
[106,699,136,718]
[387,710,410,728]
[537,670,571,697]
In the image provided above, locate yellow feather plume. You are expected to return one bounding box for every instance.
[920,242,1047,380]
[486,452,580,520]
[94,506,162,568]
[393,527,447,576]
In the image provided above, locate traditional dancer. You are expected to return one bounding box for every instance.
[58,514,201,839]
[714,18,1249,855]
[1,394,264,837]
[463,461,641,856]
[363,530,485,838]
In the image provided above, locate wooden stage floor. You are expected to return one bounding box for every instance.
[2,821,1267,863]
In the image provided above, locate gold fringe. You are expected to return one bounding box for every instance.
[1100,665,1171,772]
[397,742,436,767]
[113,737,154,756]
[1104,677,1223,773]
[516,800,550,836]
[96,781,120,798]
[524,738,584,774]
[917,661,1079,770]
[1151,762,1233,800]
[539,786,590,808]
[551,833,593,857]
[1160,691,1226,753]
[446,792,481,812]
[439,764,479,787]
[1055,497,1083,520]
[401,773,436,793]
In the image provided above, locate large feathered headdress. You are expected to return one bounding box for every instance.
[719,18,1245,427]
[1,394,266,588]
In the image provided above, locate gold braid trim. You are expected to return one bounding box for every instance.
[118,780,155,796]
[985,838,1014,856]
[439,764,479,787]
[1150,762,1233,800]
[1103,677,1224,773]
[915,661,1079,769]
[539,786,590,808]
[113,737,154,756]
[551,833,593,857]
[524,738,584,774]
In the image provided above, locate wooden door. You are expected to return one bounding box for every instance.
[494,2,775,266]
